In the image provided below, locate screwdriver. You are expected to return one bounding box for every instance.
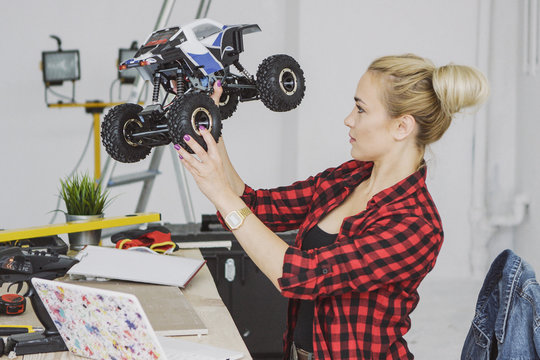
[0,325,43,336]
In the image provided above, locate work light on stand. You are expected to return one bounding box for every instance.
[41,35,80,104]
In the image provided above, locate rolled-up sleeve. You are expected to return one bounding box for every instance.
[218,166,340,232]
[278,215,442,299]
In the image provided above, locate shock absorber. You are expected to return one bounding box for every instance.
[152,72,161,104]
[233,61,253,81]
[176,69,185,97]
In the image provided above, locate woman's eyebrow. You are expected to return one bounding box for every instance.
[354,97,366,105]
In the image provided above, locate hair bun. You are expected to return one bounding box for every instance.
[368,54,490,147]
[432,64,489,116]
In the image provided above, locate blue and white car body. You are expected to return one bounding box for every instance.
[120,18,260,90]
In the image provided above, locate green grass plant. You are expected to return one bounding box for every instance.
[59,173,112,215]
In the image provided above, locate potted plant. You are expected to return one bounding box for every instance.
[58,173,112,250]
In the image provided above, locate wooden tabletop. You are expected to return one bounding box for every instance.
[1,248,252,359]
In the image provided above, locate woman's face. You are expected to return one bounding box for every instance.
[344,71,396,162]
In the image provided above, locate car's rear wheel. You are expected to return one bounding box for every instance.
[167,93,222,153]
[218,89,239,120]
[256,54,306,112]
[101,103,152,163]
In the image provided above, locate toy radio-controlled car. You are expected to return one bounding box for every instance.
[102,18,306,163]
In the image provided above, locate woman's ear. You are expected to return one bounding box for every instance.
[393,114,416,141]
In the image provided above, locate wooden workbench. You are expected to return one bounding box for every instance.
[0,249,252,359]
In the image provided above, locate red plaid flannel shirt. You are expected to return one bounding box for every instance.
[235,160,443,359]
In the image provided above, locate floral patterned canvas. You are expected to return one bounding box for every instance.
[32,278,166,360]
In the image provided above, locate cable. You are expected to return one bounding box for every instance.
[138,80,150,104]
[44,87,50,107]
[49,120,94,224]
[109,78,120,103]
[71,80,76,103]
[108,78,150,104]
[46,87,73,102]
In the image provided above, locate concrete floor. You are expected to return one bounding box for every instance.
[405,276,483,359]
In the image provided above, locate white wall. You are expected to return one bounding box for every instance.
[1,1,492,278]
[461,0,540,276]
[482,0,521,267]
[515,0,540,271]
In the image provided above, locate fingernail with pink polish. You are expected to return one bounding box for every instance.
[217,80,221,87]
[183,134,191,141]
[179,154,183,160]
[174,144,180,150]
[199,126,206,131]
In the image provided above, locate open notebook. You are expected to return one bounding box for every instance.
[32,278,243,360]
[67,245,206,287]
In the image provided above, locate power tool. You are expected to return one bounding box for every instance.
[0,247,79,355]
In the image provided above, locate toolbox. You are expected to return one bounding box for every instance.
[0,235,68,255]
[168,215,297,360]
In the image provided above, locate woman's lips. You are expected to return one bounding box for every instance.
[349,135,356,142]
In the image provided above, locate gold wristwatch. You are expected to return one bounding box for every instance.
[224,207,252,230]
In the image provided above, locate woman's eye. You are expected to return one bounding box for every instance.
[356,105,364,114]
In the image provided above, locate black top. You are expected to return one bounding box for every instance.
[293,225,338,352]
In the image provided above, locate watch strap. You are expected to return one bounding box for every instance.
[237,207,252,219]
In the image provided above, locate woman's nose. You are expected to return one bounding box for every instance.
[344,111,353,127]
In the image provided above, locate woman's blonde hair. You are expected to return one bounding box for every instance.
[368,54,489,149]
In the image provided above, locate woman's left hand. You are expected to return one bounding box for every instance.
[174,128,235,207]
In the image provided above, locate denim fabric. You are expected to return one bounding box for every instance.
[461,249,540,360]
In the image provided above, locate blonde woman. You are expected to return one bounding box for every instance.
[174,54,488,359]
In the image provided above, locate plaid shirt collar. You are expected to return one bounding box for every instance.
[341,161,427,210]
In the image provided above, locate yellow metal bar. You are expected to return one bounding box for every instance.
[0,213,161,242]
[47,102,125,109]
[47,102,143,109]
[93,112,101,180]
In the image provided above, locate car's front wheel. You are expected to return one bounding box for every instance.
[101,103,152,163]
[256,54,306,112]
[167,93,222,153]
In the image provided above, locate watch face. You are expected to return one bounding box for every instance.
[226,212,242,228]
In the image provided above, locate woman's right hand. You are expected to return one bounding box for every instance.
[208,80,246,196]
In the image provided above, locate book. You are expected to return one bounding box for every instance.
[67,245,206,288]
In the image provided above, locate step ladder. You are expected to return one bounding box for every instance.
[100,145,196,225]
[99,0,214,235]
